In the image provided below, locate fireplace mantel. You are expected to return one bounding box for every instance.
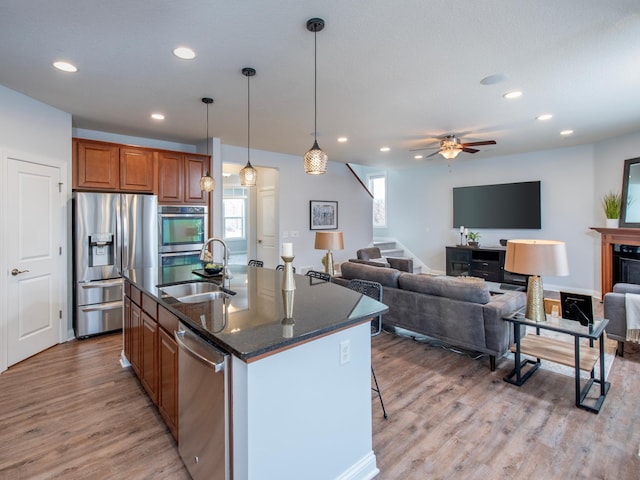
[591,227,640,296]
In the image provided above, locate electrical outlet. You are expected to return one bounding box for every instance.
[339,340,351,365]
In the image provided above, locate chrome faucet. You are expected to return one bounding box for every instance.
[200,237,232,287]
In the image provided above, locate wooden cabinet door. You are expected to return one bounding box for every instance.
[184,155,209,204]
[120,147,154,192]
[158,327,178,440]
[141,311,159,404]
[76,140,119,190]
[157,152,184,204]
[124,296,132,365]
[130,302,141,376]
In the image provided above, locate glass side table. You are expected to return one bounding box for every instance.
[502,309,610,413]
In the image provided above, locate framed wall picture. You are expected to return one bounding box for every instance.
[310,200,338,230]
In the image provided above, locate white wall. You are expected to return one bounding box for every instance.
[387,134,640,297]
[0,85,73,347]
[221,144,373,272]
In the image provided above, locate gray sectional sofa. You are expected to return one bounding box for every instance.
[336,261,527,370]
[603,282,640,357]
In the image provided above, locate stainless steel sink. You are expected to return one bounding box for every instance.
[159,282,233,304]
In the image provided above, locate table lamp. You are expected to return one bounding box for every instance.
[504,239,570,322]
[314,231,344,274]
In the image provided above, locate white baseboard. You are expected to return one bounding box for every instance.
[336,451,379,480]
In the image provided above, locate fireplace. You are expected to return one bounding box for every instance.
[613,244,640,284]
[592,227,640,296]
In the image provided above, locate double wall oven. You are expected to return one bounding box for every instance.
[158,205,208,282]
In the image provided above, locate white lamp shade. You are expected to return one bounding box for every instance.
[314,231,344,250]
[505,239,569,276]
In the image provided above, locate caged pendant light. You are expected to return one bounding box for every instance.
[304,17,328,175]
[199,97,215,192]
[239,67,258,187]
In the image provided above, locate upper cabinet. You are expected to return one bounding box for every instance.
[157,152,209,205]
[75,140,119,190]
[120,147,155,192]
[73,138,210,205]
[183,155,209,204]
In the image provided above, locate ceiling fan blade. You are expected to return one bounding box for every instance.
[426,150,441,158]
[461,140,496,147]
[462,148,480,154]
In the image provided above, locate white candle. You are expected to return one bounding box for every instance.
[464,228,469,236]
[459,225,464,233]
[282,242,293,257]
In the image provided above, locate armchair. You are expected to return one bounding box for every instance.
[603,282,640,356]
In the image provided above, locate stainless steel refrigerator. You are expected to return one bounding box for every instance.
[73,192,158,337]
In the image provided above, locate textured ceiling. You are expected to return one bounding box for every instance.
[1,1,639,167]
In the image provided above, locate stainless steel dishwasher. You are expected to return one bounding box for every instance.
[175,322,229,480]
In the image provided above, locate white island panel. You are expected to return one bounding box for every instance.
[232,321,378,480]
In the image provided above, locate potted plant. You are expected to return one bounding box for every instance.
[467,231,481,247]
[602,191,621,228]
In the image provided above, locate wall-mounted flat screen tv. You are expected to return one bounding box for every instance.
[453,181,541,229]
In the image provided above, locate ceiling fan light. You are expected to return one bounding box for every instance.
[440,148,461,160]
[304,140,328,174]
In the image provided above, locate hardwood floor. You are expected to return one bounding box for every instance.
[1,325,640,479]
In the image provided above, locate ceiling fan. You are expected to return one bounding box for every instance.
[411,134,496,160]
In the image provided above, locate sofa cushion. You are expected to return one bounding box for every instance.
[339,261,401,288]
[398,273,491,304]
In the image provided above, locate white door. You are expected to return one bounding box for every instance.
[257,187,276,268]
[6,158,62,366]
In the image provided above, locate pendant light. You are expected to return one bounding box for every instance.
[304,17,328,175]
[199,97,215,192]
[239,67,258,187]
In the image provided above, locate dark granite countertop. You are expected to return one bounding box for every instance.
[123,265,388,362]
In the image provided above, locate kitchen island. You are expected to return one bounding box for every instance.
[122,265,388,480]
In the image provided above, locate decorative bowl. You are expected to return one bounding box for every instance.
[203,263,223,275]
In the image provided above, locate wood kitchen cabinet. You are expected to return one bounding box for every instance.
[141,311,159,404]
[124,288,179,439]
[157,152,209,205]
[75,140,119,190]
[158,305,179,440]
[130,301,141,377]
[119,147,155,192]
[184,155,209,204]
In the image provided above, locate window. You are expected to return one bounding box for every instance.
[368,173,387,227]
[223,188,247,239]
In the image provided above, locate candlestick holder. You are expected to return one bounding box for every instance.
[281,289,295,338]
[281,255,296,291]
[459,232,464,246]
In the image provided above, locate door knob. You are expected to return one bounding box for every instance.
[258,239,262,244]
[11,268,29,276]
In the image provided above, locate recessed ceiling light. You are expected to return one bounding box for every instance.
[173,47,196,60]
[222,172,232,178]
[414,154,423,159]
[380,147,390,152]
[536,114,553,121]
[560,129,574,136]
[151,113,165,120]
[503,91,523,100]
[53,61,77,73]
[337,137,348,143]
[480,73,508,85]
